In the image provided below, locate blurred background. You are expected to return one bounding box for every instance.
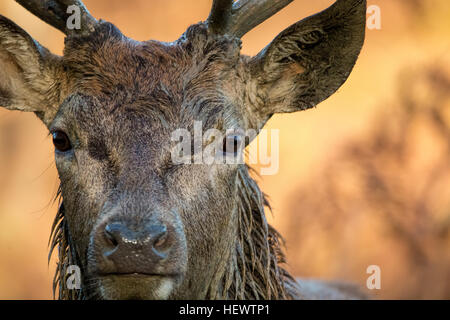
[0,0,449,299]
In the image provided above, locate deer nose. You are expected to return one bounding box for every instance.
[100,222,173,274]
[104,223,168,251]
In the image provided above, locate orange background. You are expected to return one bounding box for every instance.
[0,0,449,299]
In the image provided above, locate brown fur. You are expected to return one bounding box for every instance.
[0,0,366,299]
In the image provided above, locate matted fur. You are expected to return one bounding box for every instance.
[49,166,295,300]
[1,0,368,300]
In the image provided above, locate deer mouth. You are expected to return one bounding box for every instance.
[98,272,181,279]
[95,273,179,300]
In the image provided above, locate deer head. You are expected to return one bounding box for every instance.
[0,0,366,299]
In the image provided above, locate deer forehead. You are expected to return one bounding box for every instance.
[55,23,246,135]
[61,23,242,101]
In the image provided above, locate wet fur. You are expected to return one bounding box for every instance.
[0,0,367,300]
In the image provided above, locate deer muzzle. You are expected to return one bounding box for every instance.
[87,206,187,299]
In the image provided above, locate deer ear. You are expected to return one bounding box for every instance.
[0,15,63,125]
[248,0,366,122]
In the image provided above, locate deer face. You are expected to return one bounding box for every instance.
[0,0,366,299]
[52,23,253,299]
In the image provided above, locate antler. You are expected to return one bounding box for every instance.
[14,0,97,36]
[207,0,294,38]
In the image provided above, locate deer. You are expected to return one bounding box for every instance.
[0,0,366,300]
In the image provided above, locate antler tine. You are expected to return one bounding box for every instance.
[230,0,294,38]
[207,0,234,35]
[207,0,294,38]
[15,0,97,36]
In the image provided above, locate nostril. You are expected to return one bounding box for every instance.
[153,231,168,249]
[104,224,120,248]
[147,224,168,249]
[101,222,172,255]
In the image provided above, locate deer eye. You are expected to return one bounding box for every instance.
[52,130,72,152]
[222,135,242,155]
